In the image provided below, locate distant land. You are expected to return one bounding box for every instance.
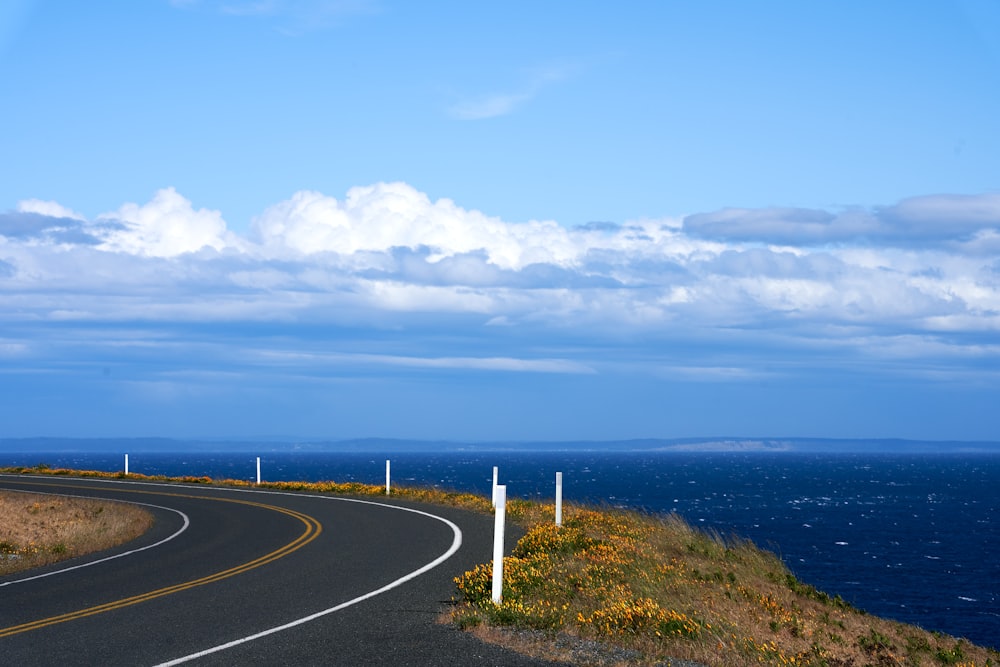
[1,437,999,455]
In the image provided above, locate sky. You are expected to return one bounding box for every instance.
[1,1,999,442]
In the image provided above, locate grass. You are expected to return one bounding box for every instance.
[3,464,997,666]
[0,490,154,575]
[449,501,998,667]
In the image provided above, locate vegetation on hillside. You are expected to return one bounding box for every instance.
[449,501,997,667]
[0,489,153,575]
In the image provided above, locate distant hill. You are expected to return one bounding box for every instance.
[1,436,999,454]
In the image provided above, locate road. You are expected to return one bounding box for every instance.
[0,474,557,666]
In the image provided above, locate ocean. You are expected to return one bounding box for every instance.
[3,450,997,649]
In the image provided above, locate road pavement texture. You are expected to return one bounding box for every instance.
[0,474,561,666]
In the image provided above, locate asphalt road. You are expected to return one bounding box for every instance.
[0,474,559,666]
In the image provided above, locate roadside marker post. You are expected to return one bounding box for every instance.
[492,484,506,605]
[386,459,391,495]
[491,466,498,507]
[124,454,129,476]
[256,457,261,485]
[555,472,563,526]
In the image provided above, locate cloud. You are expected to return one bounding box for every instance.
[3,183,1000,391]
[683,193,1000,246]
[878,193,1000,239]
[97,187,236,257]
[249,349,594,374]
[447,64,572,120]
[17,198,85,221]
[683,207,858,244]
[0,210,107,245]
[448,91,534,121]
[251,182,584,270]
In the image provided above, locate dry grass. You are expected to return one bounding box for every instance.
[0,490,154,576]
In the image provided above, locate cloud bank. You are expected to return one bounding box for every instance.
[2,183,999,388]
[683,194,1000,247]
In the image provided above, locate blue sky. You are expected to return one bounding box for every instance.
[1,1,999,442]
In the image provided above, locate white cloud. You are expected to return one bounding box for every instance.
[252,182,582,270]
[97,187,236,257]
[660,365,769,382]
[250,348,593,374]
[447,64,573,120]
[363,281,498,314]
[4,183,1000,382]
[17,199,85,221]
[448,91,534,121]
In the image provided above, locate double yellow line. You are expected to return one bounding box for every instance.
[0,485,322,639]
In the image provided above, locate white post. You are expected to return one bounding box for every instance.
[555,471,563,526]
[386,459,391,495]
[124,454,129,475]
[256,457,261,485]
[492,485,507,605]
[491,466,499,507]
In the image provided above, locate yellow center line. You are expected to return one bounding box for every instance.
[0,482,323,638]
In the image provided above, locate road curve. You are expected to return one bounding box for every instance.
[0,474,556,666]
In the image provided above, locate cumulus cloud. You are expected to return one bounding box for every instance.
[97,187,236,257]
[251,182,583,270]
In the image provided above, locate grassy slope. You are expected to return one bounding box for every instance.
[453,501,998,667]
[3,465,996,667]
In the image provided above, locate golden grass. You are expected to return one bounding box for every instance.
[450,503,999,667]
[0,490,154,575]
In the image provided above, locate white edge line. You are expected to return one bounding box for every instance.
[154,501,463,667]
[0,485,190,587]
[0,474,465,666]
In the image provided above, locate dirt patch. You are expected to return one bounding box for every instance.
[0,490,154,576]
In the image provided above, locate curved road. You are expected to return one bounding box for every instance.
[0,474,556,666]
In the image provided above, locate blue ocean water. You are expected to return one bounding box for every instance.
[4,451,998,649]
